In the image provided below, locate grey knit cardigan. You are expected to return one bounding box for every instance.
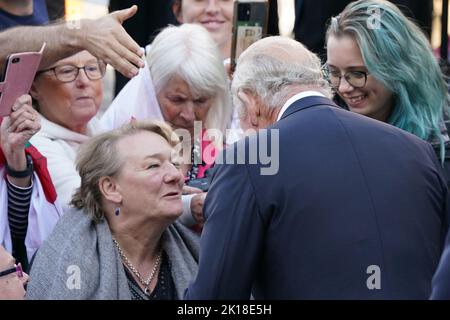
[26,207,199,300]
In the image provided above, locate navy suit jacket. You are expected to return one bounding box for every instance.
[185,96,449,299]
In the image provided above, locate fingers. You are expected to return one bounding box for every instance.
[107,16,144,67]
[191,192,207,212]
[12,118,40,135]
[108,5,144,77]
[194,192,207,204]
[85,8,145,78]
[0,115,11,135]
[109,38,144,77]
[183,185,203,194]
[8,96,40,134]
[87,34,143,78]
[191,193,206,224]
[98,44,141,78]
[193,213,205,225]
[11,94,32,112]
[111,5,138,24]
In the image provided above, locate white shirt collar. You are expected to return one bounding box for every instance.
[276,91,325,121]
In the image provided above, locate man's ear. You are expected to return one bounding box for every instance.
[172,0,184,24]
[98,176,123,204]
[238,91,260,128]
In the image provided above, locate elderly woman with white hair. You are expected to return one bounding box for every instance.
[29,23,231,228]
[101,23,232,228]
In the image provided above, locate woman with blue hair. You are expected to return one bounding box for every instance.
[326,0,450,181]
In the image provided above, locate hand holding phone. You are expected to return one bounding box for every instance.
[230,0,268,73]
[0,43,45,116]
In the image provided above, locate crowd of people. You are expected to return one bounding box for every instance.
[1,0,450,300]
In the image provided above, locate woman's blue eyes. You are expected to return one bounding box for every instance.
[147,164,159,169]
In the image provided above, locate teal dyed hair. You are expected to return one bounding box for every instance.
[326,0,449,160]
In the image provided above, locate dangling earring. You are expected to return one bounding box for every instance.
[114,207,121,216]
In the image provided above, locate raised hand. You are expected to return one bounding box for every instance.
[80,5,145,78]
[0,94,41,170]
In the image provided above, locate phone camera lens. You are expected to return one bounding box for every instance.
[239,4,251,20]
[12,58,20,64]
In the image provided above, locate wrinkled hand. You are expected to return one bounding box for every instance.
[0,94,40,158]
[182,185,203,195]
[81,5,145,78]
[190,192,207,226]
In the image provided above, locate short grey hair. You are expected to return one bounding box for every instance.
[231,36,332,118]
[70,120,178,223]
[147,23,232,133]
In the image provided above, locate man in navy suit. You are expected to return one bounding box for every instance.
[185,36,449,299]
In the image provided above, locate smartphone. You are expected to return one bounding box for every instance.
[0,43,45,116]
[230,0,269,73]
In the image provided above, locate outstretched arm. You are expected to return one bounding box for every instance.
[0,5,144,78]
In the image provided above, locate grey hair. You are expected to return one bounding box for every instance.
[70,120,179,223]
[231,36,332,118]
[147,23,232,133]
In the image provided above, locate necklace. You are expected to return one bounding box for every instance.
[112,238,162,294]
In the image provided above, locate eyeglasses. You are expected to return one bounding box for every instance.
[38,60,106,83]
[323,65,370,89]
[0,263,23,278]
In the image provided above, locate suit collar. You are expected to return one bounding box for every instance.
[280,96,338,121]
[277,91,325,121]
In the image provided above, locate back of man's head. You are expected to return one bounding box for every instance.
[231,36,332,116]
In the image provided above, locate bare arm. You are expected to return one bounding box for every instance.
[0,5,144,78]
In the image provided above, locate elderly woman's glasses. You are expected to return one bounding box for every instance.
[0,263,23,278]
[322,65,369,89]
[38,61,106,83]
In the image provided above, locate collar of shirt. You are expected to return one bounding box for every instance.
[276,91,325,122]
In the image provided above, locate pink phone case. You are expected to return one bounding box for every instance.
[0,43,45,116]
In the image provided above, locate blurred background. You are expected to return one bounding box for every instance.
[49,0,450,112]
[58,0,300,114]
[62,0,296,36]
[60,0,449,48]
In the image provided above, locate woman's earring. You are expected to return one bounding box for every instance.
[114,207,120,216]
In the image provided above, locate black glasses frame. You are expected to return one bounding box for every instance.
[0,263,23,278]
[322,65,370,89]
[37,60,106,83]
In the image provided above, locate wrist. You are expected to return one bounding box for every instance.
[64,19,87,51]
[179,194,196,227]
[4,149,27,171]
[6,153,33,178]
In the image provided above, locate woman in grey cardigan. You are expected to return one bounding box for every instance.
[26,120,199,300]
